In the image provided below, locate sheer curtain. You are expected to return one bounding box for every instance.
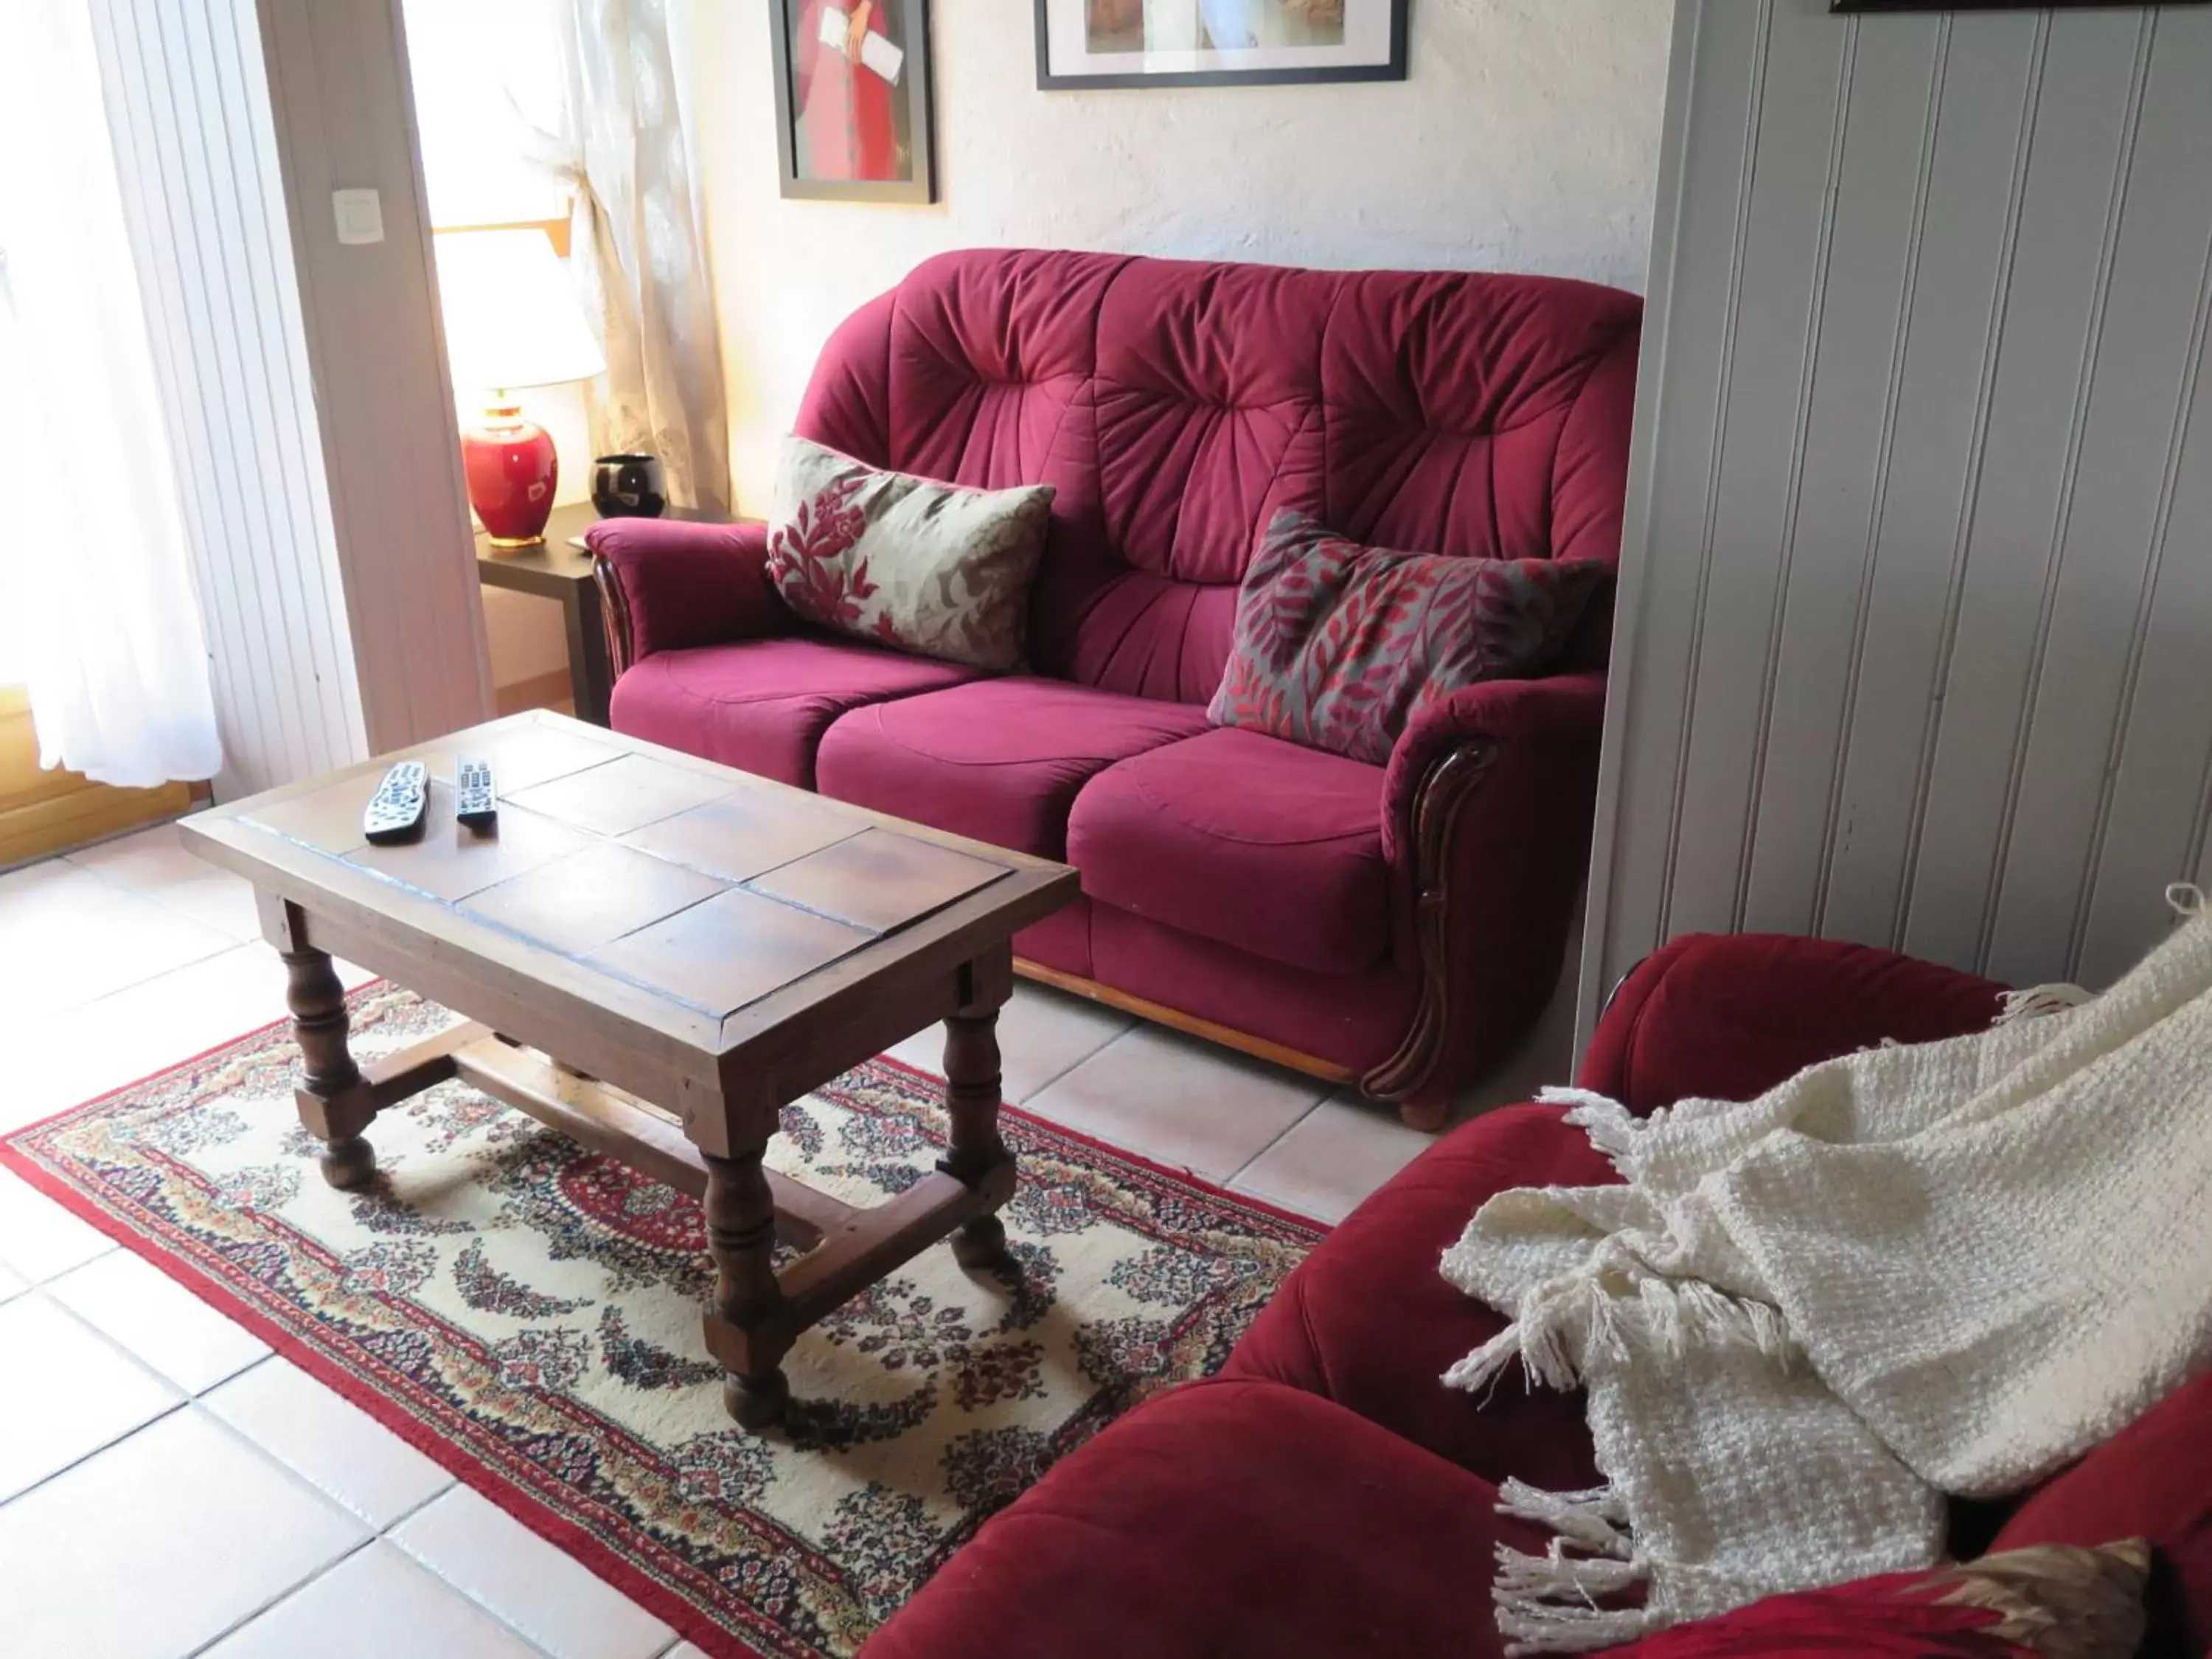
[0,0,222,788]
[535,0,731,514]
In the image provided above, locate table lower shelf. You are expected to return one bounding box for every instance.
[358,1020,1012,1353]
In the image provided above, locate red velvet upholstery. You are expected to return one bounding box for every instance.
[1990,1370,2212,1655]
[604,249,1643,1094]
[860,1378,1541,1659]
[608,639,973,790]
[1223,1102,1610,1489]
[1579,931,2011,1113]
[868,932,2211,1659]
[815,678,1208,859]
[588,518,786,660]
[1069,728,1391,975]
[1088,905,1416,1075]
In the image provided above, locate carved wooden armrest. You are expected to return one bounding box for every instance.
[1362,742,1497,1121]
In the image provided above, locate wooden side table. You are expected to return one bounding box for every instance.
[476,501,734,727]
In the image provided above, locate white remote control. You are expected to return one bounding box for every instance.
[456,759,497,831]
[362,762,429,845]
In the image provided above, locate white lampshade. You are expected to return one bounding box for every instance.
[434,228,605,394]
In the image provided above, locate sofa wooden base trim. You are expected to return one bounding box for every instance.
[1013,958,1361,1089]
[1358,742,1498,1129]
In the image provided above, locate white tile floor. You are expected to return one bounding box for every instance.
[0,818,1577,1656]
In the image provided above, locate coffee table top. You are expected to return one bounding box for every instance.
[181,712,1078,1070]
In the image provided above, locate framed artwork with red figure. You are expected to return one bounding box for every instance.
[768,0,936,204]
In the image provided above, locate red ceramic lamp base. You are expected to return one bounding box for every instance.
[462,400,557,549]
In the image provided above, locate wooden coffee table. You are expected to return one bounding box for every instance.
[180,710,1078,1430]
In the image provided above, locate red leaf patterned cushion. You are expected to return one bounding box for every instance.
[1206,511,1609,765]
[1617,1539,2149,1658]
[765,437,1054,672]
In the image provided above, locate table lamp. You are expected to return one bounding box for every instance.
[434,228,605,549]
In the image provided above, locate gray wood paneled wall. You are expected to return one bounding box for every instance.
[1582,0,2212,1035]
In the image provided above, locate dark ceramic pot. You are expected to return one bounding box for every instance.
[591,453,667,519]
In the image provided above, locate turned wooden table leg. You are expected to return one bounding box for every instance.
[282,945,379,1189]
[939,1003,1013,1270]
[703,1150,795,1430]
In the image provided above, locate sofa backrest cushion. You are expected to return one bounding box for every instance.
[793,248,1643,705]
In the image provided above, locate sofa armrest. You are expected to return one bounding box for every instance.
[585,517,787,675]
[1380,672,1609,866]
[1366,673,1609,1112]
[1576,933,2009,1116]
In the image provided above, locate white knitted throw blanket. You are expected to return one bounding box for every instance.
[1441,903,2212,1653]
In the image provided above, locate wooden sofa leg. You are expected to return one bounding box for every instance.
[1397,1098,1449,1133]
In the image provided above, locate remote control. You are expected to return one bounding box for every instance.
[362,761,429,845]
[456,758,497,831]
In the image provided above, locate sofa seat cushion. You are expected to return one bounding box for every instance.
[858,1377,1540,1659]
[609,637,975,790]
[815,677,1208,858]
[1068,726,1390,975]
[1223,1102,1613,1490]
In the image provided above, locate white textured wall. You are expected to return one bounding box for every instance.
[691,0,1674,509]
[1582,0,2212,1037]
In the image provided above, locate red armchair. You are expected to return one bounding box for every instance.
[591,248,1643,1124]
[860,933,2212,1659]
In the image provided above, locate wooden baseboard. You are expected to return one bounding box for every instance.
[0,691,193,865]
[1013,958,1360,1088]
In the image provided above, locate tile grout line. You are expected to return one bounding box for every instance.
[383,1500,658,1659]
[1001,1019,1136,1110]
[1220,1090,1332,1189]
[177,1534,387,1659]
[0,1287,187,1508]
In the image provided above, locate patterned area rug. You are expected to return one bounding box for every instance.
[1,985,1321,1658]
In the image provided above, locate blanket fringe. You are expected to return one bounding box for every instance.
[1540,1087,1646,1178]
[1443,1267,1794,1395]
[1994,982,2093,1026]
[1496,1479,1632,1558]
[1492,1537,1654,1655]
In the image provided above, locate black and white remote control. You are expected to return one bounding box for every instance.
[362,761,429,845]
[456,758,497,831]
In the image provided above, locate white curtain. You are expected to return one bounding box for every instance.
[532,0,731,514]
[0,0,222,788]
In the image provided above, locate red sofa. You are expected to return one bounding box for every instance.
[590,249,1642,1124]
[861,933,2212,1659]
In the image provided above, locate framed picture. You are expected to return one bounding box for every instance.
[768,0,936,204]
[1034,0,1408,90]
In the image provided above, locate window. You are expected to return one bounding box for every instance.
[404,0,571,230]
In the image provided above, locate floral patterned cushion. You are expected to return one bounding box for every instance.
[765,437,1055,672]
[1206,511,1609,765]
